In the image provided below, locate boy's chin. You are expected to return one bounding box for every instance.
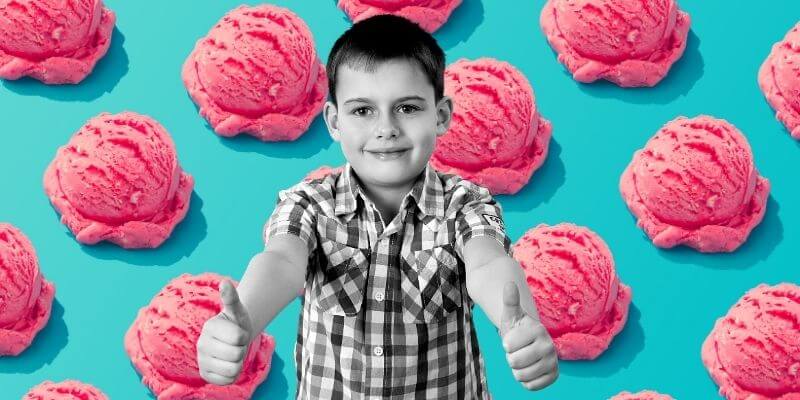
[352,160,426,187]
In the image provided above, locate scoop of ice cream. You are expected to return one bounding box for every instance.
[609,391,674,400]
[124,273,275,400]
[182,4,327,141]
[0,0,101,58]
[540,0,691,87]
[554,0,675,61]
[702,283,800,400]
[759,22,800,139]
[0,0,115,84]
[431,58,552,195]
[620,115,770,252]
[0,223,55,356]
[43,111,194,249]
[23,380,108,400]
[512,223,631,360]
[337,0,462,32]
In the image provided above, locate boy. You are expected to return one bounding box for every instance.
[196,15,558,399]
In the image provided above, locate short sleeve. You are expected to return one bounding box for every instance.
[454,184,512,260]
[263,188,318,255]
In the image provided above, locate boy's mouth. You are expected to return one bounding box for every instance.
[364,147,410,160]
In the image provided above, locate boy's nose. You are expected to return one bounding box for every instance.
[377,125,398,137]
[375,122,399,139]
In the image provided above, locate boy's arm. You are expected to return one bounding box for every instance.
[236,233,309,339]
[449,183,558,390]
[463,236,538,330]
[463,236,559,391]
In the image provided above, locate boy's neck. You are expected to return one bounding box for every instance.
[353,170,422,225]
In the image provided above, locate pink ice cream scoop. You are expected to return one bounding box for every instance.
[43,111,194,249]
[609,391,674,400]
[702,283,800,400]
[0,223,54,356]
[22,380,108,400]
[620,115,770,253]
[540,0,690,87]
[182,4,327,142]
[0,0,115,84]
[431,58,552,195]
[338,0,462,33]
[759,22,800,140]
[512,223,631,360]
[125,273,276,400]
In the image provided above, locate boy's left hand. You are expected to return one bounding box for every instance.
[500,282,559,391]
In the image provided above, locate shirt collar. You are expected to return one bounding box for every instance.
[334,163,445,219]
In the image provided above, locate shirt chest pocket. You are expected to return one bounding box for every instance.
[400,244,463,323]
[312,238,370,316]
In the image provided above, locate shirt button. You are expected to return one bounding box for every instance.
[374,291,384,302]
[373,346,383,357]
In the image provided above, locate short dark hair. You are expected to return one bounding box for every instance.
[326,14,445,105]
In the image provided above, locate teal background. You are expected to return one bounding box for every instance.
[0,0,797,398]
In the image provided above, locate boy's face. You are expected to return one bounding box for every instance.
[323,59,452,190]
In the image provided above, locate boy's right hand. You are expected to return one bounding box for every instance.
[197,280,254,386]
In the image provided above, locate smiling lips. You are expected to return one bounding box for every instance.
[365,147,409,160]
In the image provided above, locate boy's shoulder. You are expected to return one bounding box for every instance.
[275,169,344,217]
[436,170,499,213]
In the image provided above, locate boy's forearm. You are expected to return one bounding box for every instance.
[466,256,539,330]
[235,250,306,341]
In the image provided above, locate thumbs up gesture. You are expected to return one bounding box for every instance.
[500,282,559,391]
[197,280,254,386]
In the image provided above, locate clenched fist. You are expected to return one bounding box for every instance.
[197,280,254,385]
[500,282,559,391]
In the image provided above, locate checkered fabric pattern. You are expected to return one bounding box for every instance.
[264,163,511,400]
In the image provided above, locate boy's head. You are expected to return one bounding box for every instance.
[323,15,453,191]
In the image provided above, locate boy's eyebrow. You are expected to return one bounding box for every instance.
[343,95,427,105]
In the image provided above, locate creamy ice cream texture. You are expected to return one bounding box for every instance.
[512,223,631,360]
[620,115,770,253]
[702,283,800,400]
[0,223,54,356]
[125,273,276,400]
[338,0,462,33]
[43,111,194,249]
[0,0,115,84]
[609,391,674,400]
[183,4,327,142]
[540,0,690,87]
[23,380,108,400]
[759,22,800,139]
[431,58,551,195]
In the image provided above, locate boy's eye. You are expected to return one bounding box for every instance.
[397,104,420,114]
[352,107,373,117]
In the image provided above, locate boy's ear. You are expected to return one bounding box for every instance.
[323,101,341,142]
[435,96,453,137]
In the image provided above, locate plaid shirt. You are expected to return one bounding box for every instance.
[264,163,511,400]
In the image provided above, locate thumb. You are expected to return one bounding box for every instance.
[219,280,251,329]
[500,282,524,336]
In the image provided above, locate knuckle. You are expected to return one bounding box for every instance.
[512,369,524,382]
[506,353,517,369]
[223,363,240,377]
[235,347,247,361]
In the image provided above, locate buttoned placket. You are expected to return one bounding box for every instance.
[362,197,413,399]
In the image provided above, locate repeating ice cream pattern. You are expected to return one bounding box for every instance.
[0,0,797,399]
